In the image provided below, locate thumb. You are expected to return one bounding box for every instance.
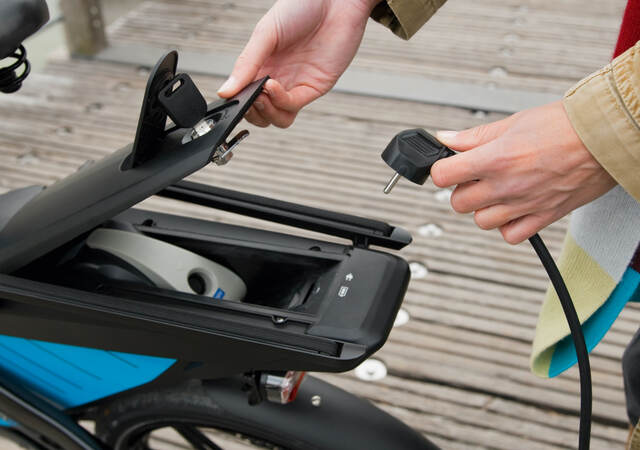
[436,114,516,151]
[217,19,277,98]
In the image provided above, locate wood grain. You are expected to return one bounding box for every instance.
[0,0,631,448]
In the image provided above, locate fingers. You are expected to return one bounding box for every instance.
[243,79,310,128]
[217,18,277,98]
[499,212,554,245]
[244,93,297,128]
[283,84,323,111]
[431,149,483,188]
[473,204,524,230]
[254,92,297,128]
[244,105,269,128]
[472,205,550,244]
[263,79,321,111]
[450,180,503,214]
[263,79,320,115]
[263,79,297,112]
[436,114,517,152]
[431,122,516,188]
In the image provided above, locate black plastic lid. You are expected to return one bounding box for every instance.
[0,52,266,273]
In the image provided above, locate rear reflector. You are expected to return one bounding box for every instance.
[261,371,307,404]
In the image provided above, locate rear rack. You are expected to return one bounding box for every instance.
[159,181,412,250]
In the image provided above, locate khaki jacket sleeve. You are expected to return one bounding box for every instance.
[371,0,446,40]
[563,40,640,202]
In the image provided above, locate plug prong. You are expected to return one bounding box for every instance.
[384,172,401,194]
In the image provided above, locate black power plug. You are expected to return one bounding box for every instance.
[381,128,455,193]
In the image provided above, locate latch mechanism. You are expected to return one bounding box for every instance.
[211,129,249,165]
[121,51,210,170]
[122,51,260,171]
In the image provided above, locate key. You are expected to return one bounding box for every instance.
[157,73,207,129]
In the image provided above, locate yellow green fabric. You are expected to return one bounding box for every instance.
[531,233,616,376]
[548,267,639,377]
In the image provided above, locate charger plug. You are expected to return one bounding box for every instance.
[381,128,455,193]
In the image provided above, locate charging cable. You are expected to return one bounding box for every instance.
[381,128,592,450]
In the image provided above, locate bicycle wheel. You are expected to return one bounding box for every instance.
[94,382,314,450]
[94,375,435,450]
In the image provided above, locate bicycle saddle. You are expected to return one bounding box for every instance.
[0,0,49,59]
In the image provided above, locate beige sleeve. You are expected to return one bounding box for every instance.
[370,0,447,40]
[563,40,640,202]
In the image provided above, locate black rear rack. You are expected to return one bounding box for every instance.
[159,181,412,250]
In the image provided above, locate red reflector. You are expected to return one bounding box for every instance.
[262,371,307,404]
[288,371,306,402]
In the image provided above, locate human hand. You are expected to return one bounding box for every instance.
[217,0,379,128]
[431,100,617,244]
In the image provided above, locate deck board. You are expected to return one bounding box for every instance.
[108,0,625,95]
[0,0,634,448]
[0,56,633,448]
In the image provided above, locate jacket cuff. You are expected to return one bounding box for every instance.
[371,0,445,40]
[563,41,640,202]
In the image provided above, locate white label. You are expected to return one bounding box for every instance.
[345,273,354,282]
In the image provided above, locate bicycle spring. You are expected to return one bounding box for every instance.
[0,45,31,94]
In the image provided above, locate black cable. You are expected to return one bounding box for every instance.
[529,233,591,450]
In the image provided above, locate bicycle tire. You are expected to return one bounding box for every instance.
[94,382,316,450]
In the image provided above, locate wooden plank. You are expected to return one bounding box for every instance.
[377,339,625,408]
[318,374,623,449]
[317,373,626,449]
[96,43,561,113]
[400,299,632,362]
[377,346,627,425]
[397,320,625,375]
[105,0,625,95]
[388,327,623,390]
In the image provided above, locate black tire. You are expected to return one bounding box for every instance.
[94,376,436,450]
[94,381,310,450]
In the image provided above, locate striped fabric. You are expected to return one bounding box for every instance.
[531,188,640,377]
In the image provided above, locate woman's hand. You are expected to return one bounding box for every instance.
[431,100,617,244]
[217,0,379,128]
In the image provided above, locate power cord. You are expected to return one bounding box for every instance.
[381,128,592,450]
[529,233,591,450]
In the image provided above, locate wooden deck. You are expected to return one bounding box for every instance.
[0,0,633,448]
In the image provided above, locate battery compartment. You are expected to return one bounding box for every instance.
[16,220,344,314]
[143,232,342,311]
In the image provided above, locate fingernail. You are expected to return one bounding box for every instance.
[254,101,264,111]
[217,76,236,94]
[436,130,458,142]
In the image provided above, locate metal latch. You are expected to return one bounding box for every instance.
[211,130,249,166]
